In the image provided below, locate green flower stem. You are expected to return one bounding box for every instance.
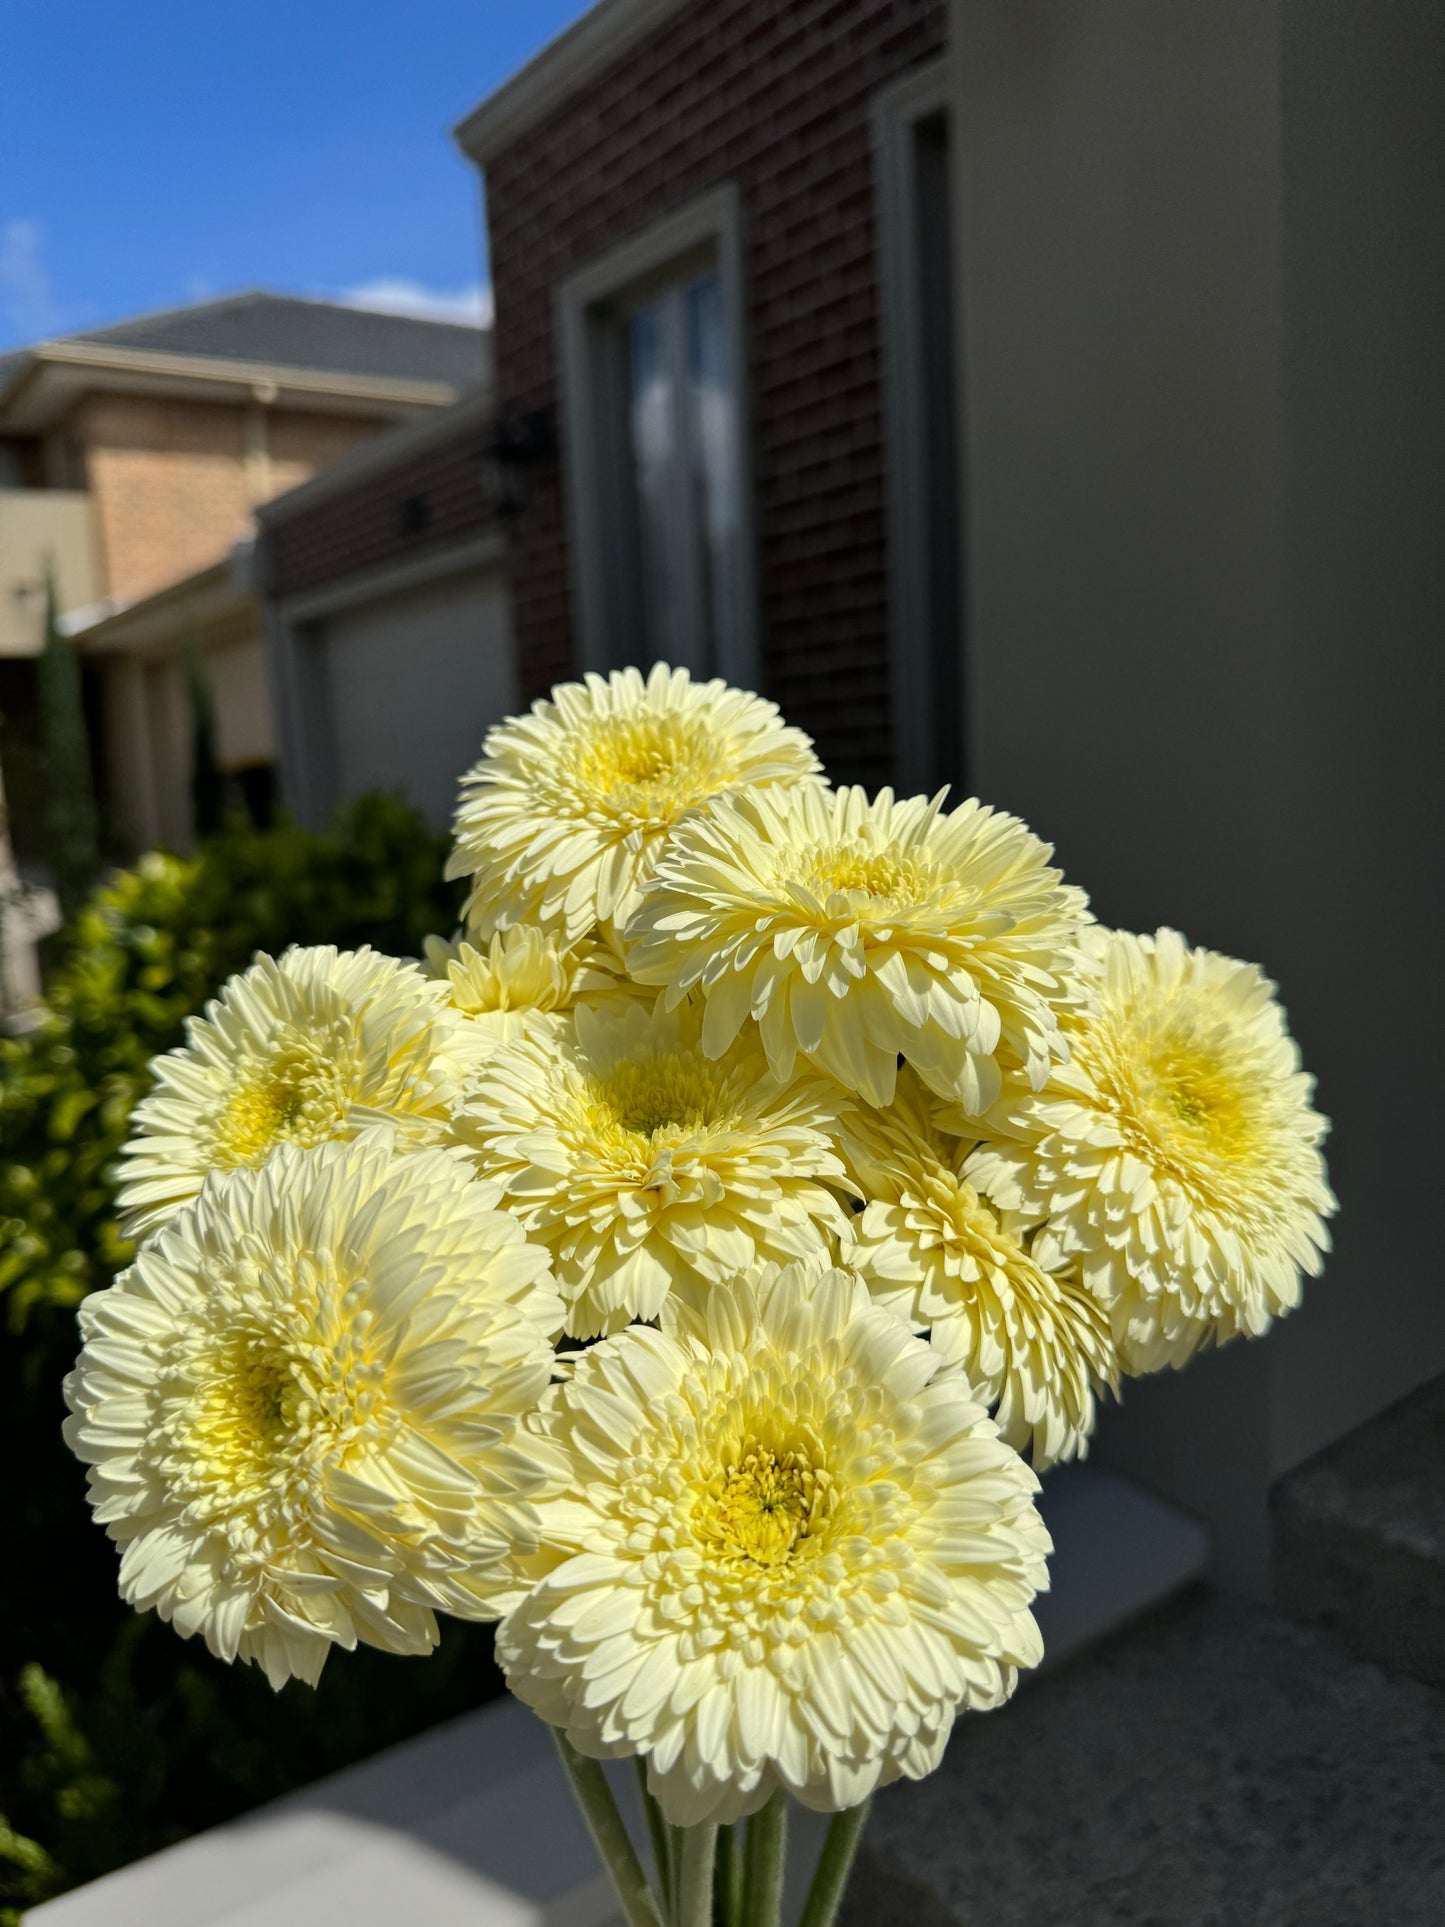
[716,1823,745,1927]
[797,1797,874,1927]
[634,1757,674,1915]
[675,1820,718,1927]
[668,1823,686,1921]
[742,1788,789,1927]
[552,1732,662,1927]
[678,1827,695,1921]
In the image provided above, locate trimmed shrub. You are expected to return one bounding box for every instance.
[0,797,500,1922]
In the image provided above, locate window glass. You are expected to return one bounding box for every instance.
[619,266,738,676]
[627,300,681,663]
[684,272,739,675]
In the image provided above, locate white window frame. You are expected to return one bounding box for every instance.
[556,184,759,685]
[874,59,963,795]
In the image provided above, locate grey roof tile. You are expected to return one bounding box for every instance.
[7,292,489,393]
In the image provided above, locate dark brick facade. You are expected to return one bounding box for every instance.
[263,410,496,601]
[485,0,947,788]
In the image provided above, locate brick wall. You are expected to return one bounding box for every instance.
[485,0,946,787]
[76,396,380,604]
[263,413,496,601]
[267,411,382,505]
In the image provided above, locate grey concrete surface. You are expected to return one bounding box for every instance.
[1032,1462,1207,1672]
[1272,1373,1445,1690]
[842,1588,1445,1927]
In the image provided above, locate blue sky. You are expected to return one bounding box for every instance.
[0,0,593,350]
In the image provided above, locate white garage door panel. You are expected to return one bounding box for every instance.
[323,568,515,831]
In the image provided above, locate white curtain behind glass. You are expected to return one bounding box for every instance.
[624,267,738,675]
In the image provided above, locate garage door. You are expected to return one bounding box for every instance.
[320,565,516,832]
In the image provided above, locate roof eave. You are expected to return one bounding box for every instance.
[68,549,257,657]
[453,0,691,166]
[0,343,462,433]
[33,340,459,406]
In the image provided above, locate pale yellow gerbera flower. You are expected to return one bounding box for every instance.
[423,926,578,1049]
[838,1072,1117,1468]
[625,783,1090,1114]
[64,1138,564,1689]
[565,924,661,1013]
[446,664,823,943]
[423,924,654,1048]
[454,1000,851,1338]
[117,946,485,1240]
[967,927,1336,1374]
[497,1262,1050,1827]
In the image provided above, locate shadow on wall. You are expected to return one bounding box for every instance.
[949,0,1445,1587]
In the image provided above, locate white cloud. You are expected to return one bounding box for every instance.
[339,277,493,329]
[0,218,62,340]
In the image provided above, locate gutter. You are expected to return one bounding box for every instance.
[0,342,461,421]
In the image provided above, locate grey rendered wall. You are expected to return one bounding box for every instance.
[947,1,1444,1587]
[1267,0,1445,1476]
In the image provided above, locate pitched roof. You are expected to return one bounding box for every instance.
[39,291,489,390]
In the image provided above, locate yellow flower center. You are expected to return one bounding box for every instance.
[231,1348,299,1440]
[164,1287,393,1548]
[798,842,930,909]
[1085,1012,1258,1200]
[210,1038,349,1167]
[576,1050,742,1155]
[696,1441,837,1569]
[609,1368,920,1644]
[184,1334,321,1499]
[563,714,728,826]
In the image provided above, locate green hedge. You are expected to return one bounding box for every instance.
[0,798,505,1922]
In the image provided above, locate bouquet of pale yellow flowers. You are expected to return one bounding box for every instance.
[64,665,1335,1926]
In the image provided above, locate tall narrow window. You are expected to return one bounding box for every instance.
[559,189,757,685]
[685,274,741,670]
[618,268,740,674]
[625,296,680,661]
[875,64,965,794]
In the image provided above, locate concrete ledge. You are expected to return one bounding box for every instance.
[843,1591,1445,1926]
[29,1467,1206,1925]
[27,1696,617,1927]
[1031,1462,1208,1671]
[1272,1372,1445,1688]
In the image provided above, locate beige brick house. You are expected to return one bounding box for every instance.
[0,292,489,858]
